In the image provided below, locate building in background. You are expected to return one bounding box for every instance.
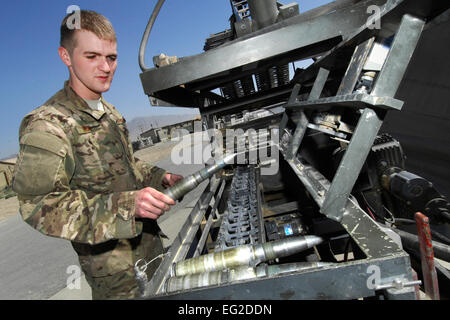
[138,117,200,149]
[0,159,16,191]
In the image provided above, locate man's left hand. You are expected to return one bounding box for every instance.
[162,173,183,188]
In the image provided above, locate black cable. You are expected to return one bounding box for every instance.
[394,228,450,263]
[402,245,450,297]
[394,218,415,224]
[430,230,450,246]
[394,218,450,245]
[360,192,385,222]
[440,210,450,223]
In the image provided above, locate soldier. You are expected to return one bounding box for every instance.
[12,10,183,299]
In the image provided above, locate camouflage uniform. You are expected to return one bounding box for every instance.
[13,81,167,299]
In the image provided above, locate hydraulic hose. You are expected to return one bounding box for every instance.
[394,218,450,245]
[395,228,450,263]
[139,0,165,71]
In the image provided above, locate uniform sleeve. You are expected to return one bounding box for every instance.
[13,118,142,245]
[134,157,167,191]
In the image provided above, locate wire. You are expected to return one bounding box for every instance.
[359,192,377,221]
[139,0,166,71]
[366,205,376,221]
[382,205,396,224]
[135,252,169,273]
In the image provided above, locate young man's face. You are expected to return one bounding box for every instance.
[59,30,117,99]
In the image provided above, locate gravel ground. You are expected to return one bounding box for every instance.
[0,196,20,223]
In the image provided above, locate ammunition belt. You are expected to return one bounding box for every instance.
[215,165,261,250]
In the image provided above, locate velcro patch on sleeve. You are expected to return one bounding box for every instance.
[13,132,68,196]
[20,131,67,157]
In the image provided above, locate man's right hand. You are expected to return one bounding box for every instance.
[135,187,176,220]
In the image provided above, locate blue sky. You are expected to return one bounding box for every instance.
[0,0,332,159]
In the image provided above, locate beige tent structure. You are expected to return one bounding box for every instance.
[0,159,16,191]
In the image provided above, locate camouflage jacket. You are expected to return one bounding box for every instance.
[13,81,167,277]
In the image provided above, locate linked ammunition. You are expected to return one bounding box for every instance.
[165,261,335,293]
[171,235,323,277]
[163,153,237,201]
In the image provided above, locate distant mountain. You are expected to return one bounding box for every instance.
[127,113,200,141]
[0,154,17,162]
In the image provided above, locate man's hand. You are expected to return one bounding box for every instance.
[135,187,176,220]
[162,172,183,188]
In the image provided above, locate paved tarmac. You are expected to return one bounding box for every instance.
[48,196,202,300]
[0,214,80,300]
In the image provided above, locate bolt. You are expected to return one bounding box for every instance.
[393,278,403,290]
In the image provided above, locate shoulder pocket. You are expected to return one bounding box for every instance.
[12,132,68,196]
[20,131,67,157]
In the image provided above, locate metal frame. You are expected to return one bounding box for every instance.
[140,0,391,107]
[147,155,416,300]
[142,176,223,297]
[283,14,425,223]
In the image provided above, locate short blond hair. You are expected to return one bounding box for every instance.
[60,10,116,53]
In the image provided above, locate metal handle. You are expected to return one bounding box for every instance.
[139,0,166,71]
[375,278,422,290]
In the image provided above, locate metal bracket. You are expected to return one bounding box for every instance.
[375,278,421,291]
[279,14,426,222]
